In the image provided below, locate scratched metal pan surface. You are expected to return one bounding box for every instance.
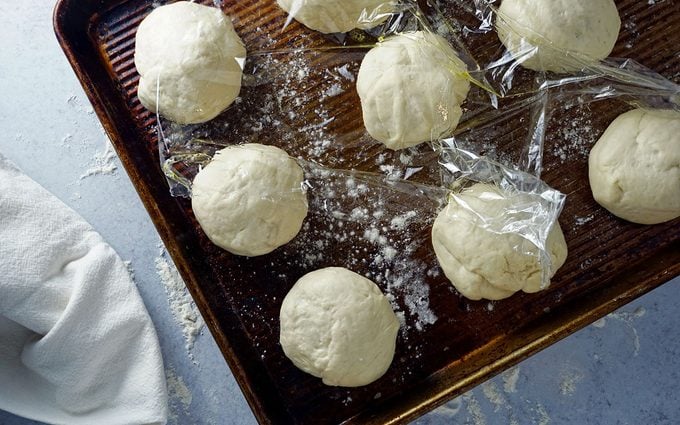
[54,0,679,423]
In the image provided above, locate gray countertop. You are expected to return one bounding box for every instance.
[1,1,678,424]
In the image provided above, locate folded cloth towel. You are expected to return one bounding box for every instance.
[0,152,168,425]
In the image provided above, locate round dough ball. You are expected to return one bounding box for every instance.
[588,108,680,224]
[279,267,400,387]
[134,1,246,124]
[357,31,470,150]
[277,0,395,34]
[496,0,620,72]
[191,144,308,256]
[431,184,568,301]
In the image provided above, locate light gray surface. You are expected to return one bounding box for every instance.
[1,1,678,424]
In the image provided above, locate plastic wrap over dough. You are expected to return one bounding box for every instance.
[357,31,470,150]
[277,0,396,34]
[431,183,568,301]
[135,1,246,124]
[496,0,620,72]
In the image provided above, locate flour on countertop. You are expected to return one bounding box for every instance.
[591,307,646,355]
[80,139,118,179]
[533,403,551,425]
[66,93,95,115]
[431,397,462,418]
[481,380,508,412]
[591,317,607,328]
[155,245,205,356]
[502,366,520,393]
[601,307,646,356]
[463,393,487,425]
[165,368,193,425]
[123,260,135,281]
[559,369,584,396]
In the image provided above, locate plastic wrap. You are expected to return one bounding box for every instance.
[145,0,678,301]
[438,147,566,292]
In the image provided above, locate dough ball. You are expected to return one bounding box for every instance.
[191,144,308,256]
[134,1,246,124]
[279,267,400,387]
[496,0,620,72]
[588,108,680,224]
[431,184,568,301]
[277,0,395,34]
[357,31,470,150]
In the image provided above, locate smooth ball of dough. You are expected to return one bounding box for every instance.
[134,1,246,124]
[357,31,470,150]
[277,0,395,34]
[431,184,568,301]
[588,108,680,224]
[191,144,308,256]
[496,0,620,72]
[279,267,400,387]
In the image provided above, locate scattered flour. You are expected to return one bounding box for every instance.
[123,260,135,281]
[66,93,95,115]
[591,317,607,328]
[534,403,551,425]
[573,214,595,227]
[550,112,594,165]
[165,368,193,425]
[604,307,646,356]
[559,370,584,396]
[337,64,355,81]
[432,397,463,418]
[481,380,508,412]
[463,393,487,425]
[591,307,646,355]
[155,245,205,356]
[390,211,418,230]
[80,139,118,179]
[287,166,440,336]
[502,366,520,394]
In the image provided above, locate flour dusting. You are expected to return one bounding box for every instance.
[123,260,135,281]
[550,111,594,165]
[286,166,441,336]
[534,403,551,425]
[591,317,607,328]
[559,370,583,396]
[463,393,487,425]
[481,381,508,412]
[502,366,520,394]
[155,245,205,356]
[606,307,646,356]
[432,397,463,418]
[166,368,193,425]
[80,139,118,179]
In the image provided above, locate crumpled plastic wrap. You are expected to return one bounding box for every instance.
[438,147,566,291]
[149,0,678,298]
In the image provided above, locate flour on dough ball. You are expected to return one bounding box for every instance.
[134,1,246,124]
[279,267,400,387]
[277,0,395,34]
[588,108,680,224]
[496,0,620,72]
[191,144,308,256]
[431,184,568,301]
[357,31,470,150]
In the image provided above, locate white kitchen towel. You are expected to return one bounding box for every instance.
[0,152,168,425]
